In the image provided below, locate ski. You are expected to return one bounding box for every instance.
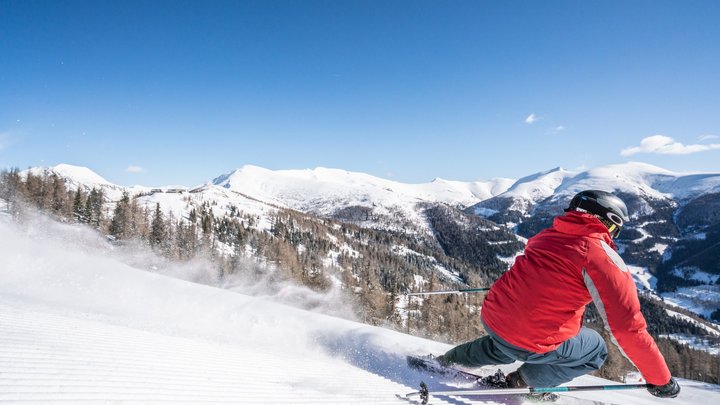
[405,354,483,382]
[399,381,650,404]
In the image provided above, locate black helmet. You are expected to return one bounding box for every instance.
[565,190,629,238]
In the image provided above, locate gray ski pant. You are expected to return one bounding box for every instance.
[443,321,608,387]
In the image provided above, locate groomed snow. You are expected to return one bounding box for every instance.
[1,216,719,404]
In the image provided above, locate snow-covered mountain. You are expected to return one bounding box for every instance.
[2,215,718,404]
[212,165,515,209]
[471,162,720,218]
[207,165,515,234]
[18,161,720,350]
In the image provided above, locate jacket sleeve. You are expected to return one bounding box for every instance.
[582,239,672,386]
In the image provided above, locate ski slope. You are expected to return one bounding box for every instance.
[1,217,719,404]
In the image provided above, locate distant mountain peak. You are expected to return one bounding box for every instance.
[50,164,112,186]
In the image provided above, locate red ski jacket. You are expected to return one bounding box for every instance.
[481,211,671,385]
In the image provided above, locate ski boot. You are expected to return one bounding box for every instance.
[479,369,510,388]
[524,392,560,402]
[481,370,558,402]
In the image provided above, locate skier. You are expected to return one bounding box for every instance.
[437,190,680,399]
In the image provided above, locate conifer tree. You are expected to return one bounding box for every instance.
[50,174,67,214]
[0,168,22,214]
[127,198,147,240]
[109,192,131,240]
[149,203,167,251]
[83,188,104,229]
[72,188,85,222]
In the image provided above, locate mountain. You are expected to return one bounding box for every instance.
[213,165,515,206]
[209,164,515,230]
[471,162,720,221]
[1,216,718,404]
[8,161,720,370]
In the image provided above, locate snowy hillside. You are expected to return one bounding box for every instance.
[26,165,149,202]
[2,213,719,404]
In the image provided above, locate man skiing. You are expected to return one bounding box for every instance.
[437,190,680,399]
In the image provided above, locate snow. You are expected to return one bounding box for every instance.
[660,334,720,356]
[433,263,464,283]
[665,310,720,337]
[474,207,500,217]
[628,265,658,292]
[52,163,113,186]
[22,164,517,239]
[565,163,675,200]
[661,309,720,355]
[29,163,720,227]
[8,162,720,403]
[671,268,720,285]
[488,162,720,211]
[500,167,576,202]
[389,245,463,283]
[662,285,720,319]
[212,165,514,212]
[2,215,719,404]
[650,243,669,255]
[498,253,521,268]
[392,244,418,256]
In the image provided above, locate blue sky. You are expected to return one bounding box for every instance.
[1,0,719,186]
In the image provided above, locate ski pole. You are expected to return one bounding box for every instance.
[403,381,650,405]
[404,287,491,296]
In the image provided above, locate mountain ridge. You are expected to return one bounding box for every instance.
[41,161,720,209]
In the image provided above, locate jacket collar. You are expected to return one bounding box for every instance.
[553,211,615,247]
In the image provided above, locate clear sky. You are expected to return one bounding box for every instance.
[1,0,719,186]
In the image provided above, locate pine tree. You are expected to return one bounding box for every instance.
[84,188,104,229]
[128,198,147,240]
[72,188,85,222]
[149,203,167,251]
[50,174,67,215]
[109,192,131,240]
[0,168,22,214]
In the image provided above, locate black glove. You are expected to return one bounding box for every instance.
[647,377,680,398]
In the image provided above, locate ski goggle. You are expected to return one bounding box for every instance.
[605,221,622,239]
[605,211,625,228]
